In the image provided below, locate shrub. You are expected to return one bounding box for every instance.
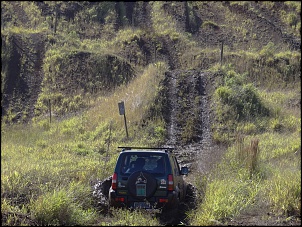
[269,118,283,132]
[236,122,257,135]
[215,86,232,104]
[215,81,270,122]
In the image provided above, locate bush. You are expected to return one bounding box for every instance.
[215,72,270,121]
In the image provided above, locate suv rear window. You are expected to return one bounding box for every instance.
[120,153,166,174]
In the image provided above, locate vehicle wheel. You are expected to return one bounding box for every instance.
[127,171,157,199]
[161,197,180,225]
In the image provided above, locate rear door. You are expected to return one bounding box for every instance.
[118,152,168,198]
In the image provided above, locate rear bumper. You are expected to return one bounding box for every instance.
[108,188,178,209]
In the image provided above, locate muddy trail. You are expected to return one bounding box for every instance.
[163,70,224,176]
[93,69,226,225]
[159,69,225,225]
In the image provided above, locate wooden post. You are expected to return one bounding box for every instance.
[123,113,129,138]
[220,40,224,66]
[49,98,51,124]
[154,43,157,62]
[118,101,129,138]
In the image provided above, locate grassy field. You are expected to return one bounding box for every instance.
[1,1,301,226]
[2,62,300,225]
[1,63,168,226]
[187,78,301,225]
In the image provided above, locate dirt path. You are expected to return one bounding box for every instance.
[159,69,226,225]
[164,69,225,178]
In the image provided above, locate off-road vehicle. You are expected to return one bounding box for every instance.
[108,147,189,211]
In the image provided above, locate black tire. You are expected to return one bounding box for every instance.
[127,171,157,199]
[161,196,180,225]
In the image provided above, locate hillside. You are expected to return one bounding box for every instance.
[1,1,301,226]
[1,1,300,123]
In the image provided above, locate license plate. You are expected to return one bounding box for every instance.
[136,184,146,196]
[134,202,151,209]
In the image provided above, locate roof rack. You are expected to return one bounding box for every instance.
[118,146,174,152]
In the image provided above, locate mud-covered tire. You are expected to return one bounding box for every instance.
[127,171,157,199]
[161,197,180,225]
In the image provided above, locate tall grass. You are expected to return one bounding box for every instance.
[189,130,300,225]
[1,62,167,225]
[187,60,300,225]
[190,174,261,225]
[108,208,159,226]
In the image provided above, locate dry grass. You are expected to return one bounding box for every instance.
[236,135,260,177]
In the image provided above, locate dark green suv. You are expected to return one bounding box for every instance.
[108,147,189,210]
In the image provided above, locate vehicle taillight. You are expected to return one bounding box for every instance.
[159,198,168,203]
[168,174,174,191]
[112,172,117,190]
[115,197,125,202]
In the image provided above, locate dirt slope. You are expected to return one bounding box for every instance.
[160,69,225,225]
[163,69,224,175]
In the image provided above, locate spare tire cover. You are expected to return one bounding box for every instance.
[127,171,157,199]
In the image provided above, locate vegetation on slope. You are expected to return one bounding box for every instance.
[1,62,167,226]
[1,1,301,226]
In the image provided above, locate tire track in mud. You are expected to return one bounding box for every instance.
[165,71,178,147]
[161,69,225,225]
[164,70,224,175]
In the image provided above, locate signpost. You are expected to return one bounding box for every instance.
[118,101,129,138]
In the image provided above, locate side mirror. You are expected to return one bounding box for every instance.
[180,166,189,175]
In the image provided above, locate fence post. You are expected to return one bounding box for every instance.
[49,98,51,124]
[220,40,224,66]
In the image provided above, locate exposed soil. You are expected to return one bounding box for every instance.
[158,69,226,225]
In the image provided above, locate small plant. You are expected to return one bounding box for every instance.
[236,135,260,177]
[201,20,220,30]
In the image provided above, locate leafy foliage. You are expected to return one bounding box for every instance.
[214,68,270,135]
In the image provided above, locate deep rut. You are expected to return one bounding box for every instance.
[164,70,224,175]
[160,69,225,225]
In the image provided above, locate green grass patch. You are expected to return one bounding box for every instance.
[1,61,168,225]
